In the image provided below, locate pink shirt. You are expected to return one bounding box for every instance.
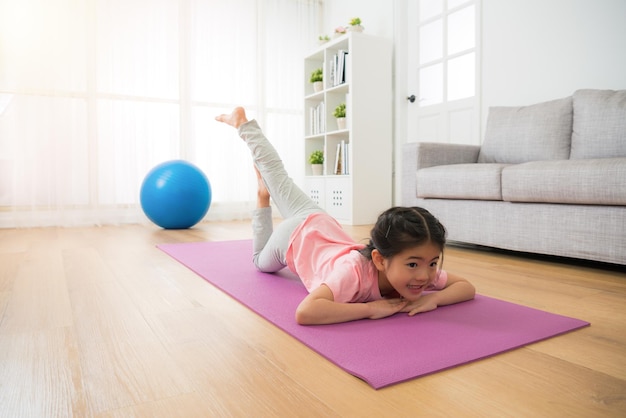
[286,212,448,303]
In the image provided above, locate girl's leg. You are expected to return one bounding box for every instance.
[251,166,313,272]
[217,107,319,219]
[216,107,321,272]
[236,118,322,219]
[252,209,306,272]
[250,167,275,270]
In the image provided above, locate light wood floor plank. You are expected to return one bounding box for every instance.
[63,246,195,415]
[0,326,89,417]
[0,249,73,335]
[94,392,222,418]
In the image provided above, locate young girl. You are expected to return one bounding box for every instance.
[216,107,475,325]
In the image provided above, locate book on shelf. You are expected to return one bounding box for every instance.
[328,50,349,87]
[309,101,325,135]
[333,140,350,175]
[334,143,341,175]
[344,141,350,174]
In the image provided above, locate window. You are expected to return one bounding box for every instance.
[417,0,476,107]
[0,0,321,226]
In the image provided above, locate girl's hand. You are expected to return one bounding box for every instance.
[296,285,409,324]
[400,293,439,316]
[403,273,475,317]
[366,298,410,320]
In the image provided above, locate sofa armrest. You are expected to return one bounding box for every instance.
[401,142,481,205]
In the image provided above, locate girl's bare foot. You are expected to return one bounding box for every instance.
[215,107,248,129]
[254,165,271,208]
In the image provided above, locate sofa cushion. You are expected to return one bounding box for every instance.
[417,163,509,201]
[478,97,573,164]
[571,89,626,159]
[501,158,626,205]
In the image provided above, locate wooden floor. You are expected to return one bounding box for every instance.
[0,221,625,417]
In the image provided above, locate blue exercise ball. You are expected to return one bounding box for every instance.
[140,160,212,229]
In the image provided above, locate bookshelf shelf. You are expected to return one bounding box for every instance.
[302,33,392,225]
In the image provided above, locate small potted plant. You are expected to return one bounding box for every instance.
[308,150,324,175]
[348,17,364,32]
[318,34,330,45]
[334,26,347,38]
[310,68,323,93]
[334,102,346,130]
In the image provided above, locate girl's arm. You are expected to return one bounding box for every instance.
[401,272,476,316]
[295,284,408,325]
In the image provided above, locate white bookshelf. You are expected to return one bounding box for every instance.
[303,32,392,225]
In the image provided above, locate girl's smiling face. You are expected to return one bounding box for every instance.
[373,241,442,301]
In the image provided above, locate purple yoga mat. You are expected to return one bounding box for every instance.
[158,239,589,389]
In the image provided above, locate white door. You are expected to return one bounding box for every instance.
[406,0,480,145]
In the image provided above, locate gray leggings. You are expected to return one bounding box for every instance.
[238,120,323,272]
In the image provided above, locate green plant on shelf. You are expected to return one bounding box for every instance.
[333,102,346,118]
[308,150,324,164]
[310,68,323,83]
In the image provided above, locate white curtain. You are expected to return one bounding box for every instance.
[0,0,321,227]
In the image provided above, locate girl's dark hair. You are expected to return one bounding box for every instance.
[359,206,447,260]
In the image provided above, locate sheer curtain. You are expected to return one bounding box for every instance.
[0,0,321,227]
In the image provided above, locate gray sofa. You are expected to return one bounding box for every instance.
[402,89,626,265]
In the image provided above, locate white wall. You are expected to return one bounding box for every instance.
[321,0,394,40]
[482,0,626,108]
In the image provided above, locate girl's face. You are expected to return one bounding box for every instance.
[374,242,442,301]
